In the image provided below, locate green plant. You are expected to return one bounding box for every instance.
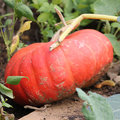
[0,76,27,120]
[1,0,35,61]
[76,88,114,120]
[76,88,120,120]
[0,13,15,61]
[0,80,14,119]
[0,16,32,61]
[92,0,120,59]
[3,0,98,43]
[30,0,97,41]
[30,0,63,42]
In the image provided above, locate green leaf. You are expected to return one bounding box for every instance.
[0,83,13,99]
[111,22,120,30]
[3,0,15,8]
[92,0,120,15]
[63,0,74,15]
[7,76,29,85]
[76,88,114,120]
[5,19,12,26]
[32,0,47,4]
[37,3,60,13]
[54,5,63,12]
[52,0,62,4]
[0,96,12,108]
[2,102,13,108]
[105,34,120,57]
[107,94,120,120]
[31,0,47,9]
[37,13,51,22]
[37,2,50,12]
[4,0,35,21]
[16,3,35,21]
[49,4,56,13]
[47,29,54,38]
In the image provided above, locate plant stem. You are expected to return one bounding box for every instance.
[50,14,118,51]
[9,11,16,45]
[114,28,119,36]
[0,29,11,61]
[96,21,102,31]
[0,13,14,19]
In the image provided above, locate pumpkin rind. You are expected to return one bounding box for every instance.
[5,29,113,105]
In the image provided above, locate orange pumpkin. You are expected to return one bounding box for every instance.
[5,29,113,105]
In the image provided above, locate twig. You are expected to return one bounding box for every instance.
[24,104,51,111]
[50,8,68,42]
[55,8,67,26]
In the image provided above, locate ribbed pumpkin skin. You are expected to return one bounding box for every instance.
[5,29,113,105]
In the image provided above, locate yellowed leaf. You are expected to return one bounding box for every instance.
[21,35,30,41]
[10,35,19,55]
[95,80,116,88]
[18,21,32,34]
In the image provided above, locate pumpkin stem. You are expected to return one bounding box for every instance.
[50,14,118,51]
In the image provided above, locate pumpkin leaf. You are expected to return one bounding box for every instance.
[76,88,114,120]
[107,94,120,120]
[105,34,120,57]
[18,21,32,34]
[92,0,120,15]
[7,76,29,85]
[0,83,13,99]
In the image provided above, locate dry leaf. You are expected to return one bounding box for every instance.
[95,80,116,88]
[18,21,32,34]
[114,76,120,85]
[10,35,19,55]
[21,35,30,41]
[107,62,120,85]
[107,62,120,80]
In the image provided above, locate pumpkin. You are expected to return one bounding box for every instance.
[5,29,113,105]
